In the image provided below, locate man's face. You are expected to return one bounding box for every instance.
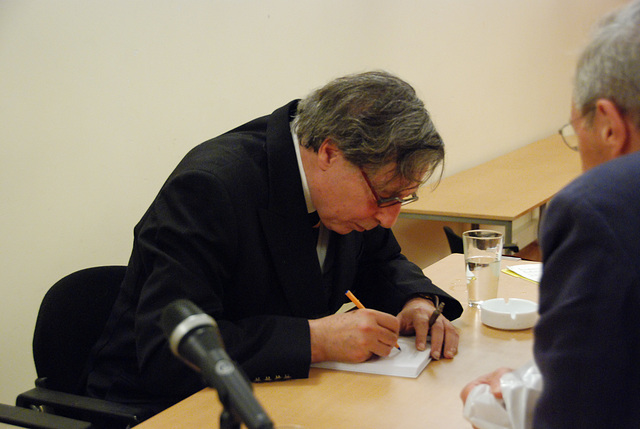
[311,147,421,235]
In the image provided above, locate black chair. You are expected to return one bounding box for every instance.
[443,226,464,254]
[0,403,92,429]
[15,266,150,429]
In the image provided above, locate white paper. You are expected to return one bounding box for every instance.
[311,336,431,378]
[505,264,543,283]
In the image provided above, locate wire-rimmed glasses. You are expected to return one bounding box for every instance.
[360,169,419,208]
[558,122,579,151]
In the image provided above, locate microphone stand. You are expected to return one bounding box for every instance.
[220,407,241,429]
[218,389,241,429]
[208,360,271,429]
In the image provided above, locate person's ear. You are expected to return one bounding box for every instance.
[594,99,630,158]
[317,138,341,171]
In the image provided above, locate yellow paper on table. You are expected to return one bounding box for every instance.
[503,263,543,284]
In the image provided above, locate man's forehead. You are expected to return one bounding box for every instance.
[370,165,423,195]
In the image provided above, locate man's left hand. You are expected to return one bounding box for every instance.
[397,297,459,360]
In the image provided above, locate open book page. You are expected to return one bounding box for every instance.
[311,337,431,378]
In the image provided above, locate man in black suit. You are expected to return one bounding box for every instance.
[85,71,463,413]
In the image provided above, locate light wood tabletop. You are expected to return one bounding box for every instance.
[136,254,540,429]
[401,134,581,244]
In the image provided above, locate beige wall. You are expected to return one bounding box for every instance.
[0,0,626,403]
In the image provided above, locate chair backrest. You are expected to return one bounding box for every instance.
[443,226,464,254]
[32,266,126,395]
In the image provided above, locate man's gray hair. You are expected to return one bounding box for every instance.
[574,0,640,129]
[295,71,444,185]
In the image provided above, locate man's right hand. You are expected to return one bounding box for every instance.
[308,309,400,363]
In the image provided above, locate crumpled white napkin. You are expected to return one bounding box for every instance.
[463,361,543,429]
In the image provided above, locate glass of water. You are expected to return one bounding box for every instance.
[462,230,504,307]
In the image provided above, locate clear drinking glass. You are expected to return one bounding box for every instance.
[463,230,504,307]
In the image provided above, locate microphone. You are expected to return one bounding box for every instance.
[161,299,273,429]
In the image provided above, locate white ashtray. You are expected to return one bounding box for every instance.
[480,298,538,330]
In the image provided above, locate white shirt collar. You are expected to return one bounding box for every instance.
[291,118,316,214]
[291,119,329,270]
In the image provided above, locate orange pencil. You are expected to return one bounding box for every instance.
[345,290,401,350]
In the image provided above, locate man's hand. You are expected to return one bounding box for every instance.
[309,309,400,363]
[460,367,513,404]
[397,297,459,360]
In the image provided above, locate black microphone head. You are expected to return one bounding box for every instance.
[161,299,217,356]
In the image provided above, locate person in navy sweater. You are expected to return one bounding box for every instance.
[461,1,640,427]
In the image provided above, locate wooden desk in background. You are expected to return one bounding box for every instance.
[401,134,582,245]
[136,254,540,429]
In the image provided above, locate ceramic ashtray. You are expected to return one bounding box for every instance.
[480,298,538,330]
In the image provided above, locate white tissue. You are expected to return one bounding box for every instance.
[462,361,542,429]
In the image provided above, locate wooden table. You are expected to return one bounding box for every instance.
[401,134,581,244]
[136,254,539,429]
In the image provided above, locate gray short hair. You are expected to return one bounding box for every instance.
[295,71,444,185]
[574,0,640,129]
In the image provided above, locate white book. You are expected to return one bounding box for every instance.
[311,336,431,378]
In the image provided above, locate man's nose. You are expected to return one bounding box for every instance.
[375,204,403,228]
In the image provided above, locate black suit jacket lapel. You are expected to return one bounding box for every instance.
[258,101,329,318]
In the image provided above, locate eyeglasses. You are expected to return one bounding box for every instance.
[558,122,579,151]
[360,169,419,208]
[559,107,596,152]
